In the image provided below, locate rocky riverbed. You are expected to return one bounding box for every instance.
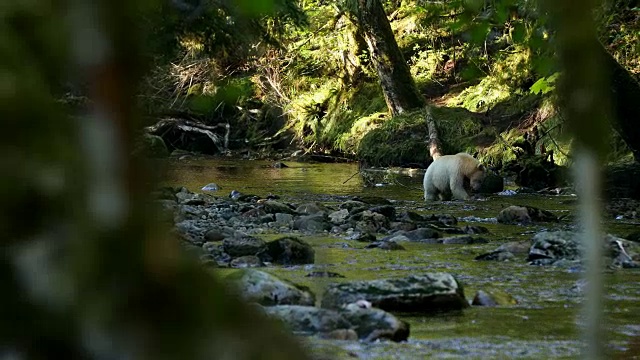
[157,158,640,359]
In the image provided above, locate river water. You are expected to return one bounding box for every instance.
[163,157,640,359]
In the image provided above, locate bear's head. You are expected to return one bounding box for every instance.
[469,164,486,191]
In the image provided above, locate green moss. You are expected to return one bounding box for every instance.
[357,111,429,167]
[357,107,485,166]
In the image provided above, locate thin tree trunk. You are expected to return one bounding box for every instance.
[543,0,610,359]
[355,0,425,116]
[425,106,442,159]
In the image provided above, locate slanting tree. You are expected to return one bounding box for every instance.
[343,0,442,158]
[348,0,425,116]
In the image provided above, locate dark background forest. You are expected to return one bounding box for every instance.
[128,0,640,171]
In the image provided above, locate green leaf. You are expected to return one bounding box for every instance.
[529,72,560,95]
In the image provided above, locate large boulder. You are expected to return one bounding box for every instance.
[262,305,351,335]
[293,214,331,232]
[261,236,315,265]
[228,270,315,306]
[340,305,410,342]
[222,235,267,258]
[321,273,468,313]
[262,200,297,215]
[528,231,639,268]
[296,202,330,215]
[497,205,557,224]
[262,304,409,342]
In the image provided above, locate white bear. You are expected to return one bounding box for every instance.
[423,153,486,201]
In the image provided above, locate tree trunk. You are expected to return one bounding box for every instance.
[425,107,443,159]
[355,0,425,116]
[600,42,640,163]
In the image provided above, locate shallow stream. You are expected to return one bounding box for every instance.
[163,158,640,359]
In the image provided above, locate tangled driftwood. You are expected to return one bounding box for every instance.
[146,117,230,153]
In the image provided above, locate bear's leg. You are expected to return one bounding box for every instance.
[423,173,438,201]
[424,184,438,200]
[450,176,471,200]
[424,191,437,201]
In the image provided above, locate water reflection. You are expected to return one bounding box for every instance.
[162,158,425,201]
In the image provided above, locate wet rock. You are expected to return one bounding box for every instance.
[606,235,640,268]
[527,231,640,268]
[262,236,315,265]
[472,290,517,307]
[497,240,534,255]
[230,255,264,268]
[229,270,315,306]
[259,214,275,224]
[369,205,396,220]
[365,241,406,250]
[201,182,219,191]
[296,202,330,215]
[222,235,267,258]
[204,227,226,242]
[241,207,267,219]
[475,241,530,261]
[462,225,490,234]
[382,234,412,243]
[175,221,206,245]
[202,241,220,253]
[401,227,440,241]
[229,190,243,200]
[351,210,390,231]
[432,225,466,234]
[263,305,350,335]
[397,210,425,222]
[175,188,210,205]
[294,214,331,232]
[478,173,504,194]
[339,200,367,212]
[340,306,410,342]
[346,232,377,242]
[328,209,349,224]
[389,221,417,232]
[424,214,457,226]
[180,205,209,221]
[262,200,297,215]
[497,205,557,224]
[321,273,469,313]
[527,231,581,263]
[274,212,294,225]
[440,235,489,245]
[475,250,515,261]
[352,196,392,205]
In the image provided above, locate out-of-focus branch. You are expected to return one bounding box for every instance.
[541,0,612,359]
